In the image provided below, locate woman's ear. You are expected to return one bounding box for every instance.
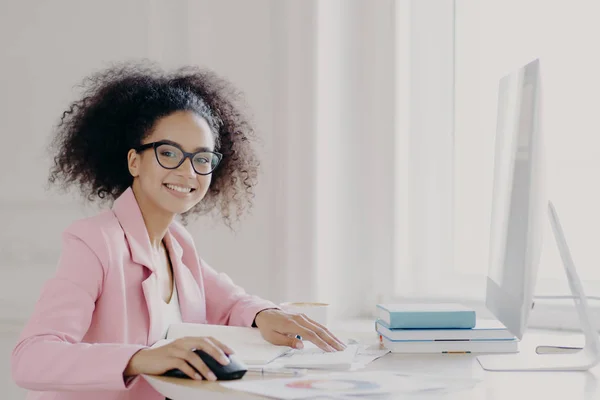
[127,149,140,177]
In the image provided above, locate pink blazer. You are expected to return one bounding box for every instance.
[11,187,277,400]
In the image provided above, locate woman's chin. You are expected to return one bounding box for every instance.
[155,191,203,216]
[163,200,199,216]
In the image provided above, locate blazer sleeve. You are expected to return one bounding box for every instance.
[200,258,279,327]
[11,231,146,392]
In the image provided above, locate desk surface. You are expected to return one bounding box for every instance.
[144,320,600,399]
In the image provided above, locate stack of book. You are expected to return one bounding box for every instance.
[375,303,519,354]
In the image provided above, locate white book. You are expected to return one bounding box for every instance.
[376,318,515,341]
[380,336,519,354]
[164,323,292,365]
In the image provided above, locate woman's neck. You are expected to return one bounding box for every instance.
[131,182,175,251]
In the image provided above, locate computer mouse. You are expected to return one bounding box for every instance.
[162,349,247,381]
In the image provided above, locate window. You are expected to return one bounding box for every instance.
[390,0,600,321]
[454,0,600,305]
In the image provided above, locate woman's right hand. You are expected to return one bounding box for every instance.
[123,336,234,381]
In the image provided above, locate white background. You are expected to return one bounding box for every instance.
[3,1,600,398]
[453,0,600,299]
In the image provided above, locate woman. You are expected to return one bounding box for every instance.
[11,63,345,400]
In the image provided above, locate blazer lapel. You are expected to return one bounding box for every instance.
[164,231,206,324]
[112,188,155,269]
[112,188,163,344]
[141,273,163,344]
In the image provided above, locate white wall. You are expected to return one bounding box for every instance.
[184,0,277,303]
[0,0,280,397]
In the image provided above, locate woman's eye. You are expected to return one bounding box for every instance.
[194,157,209,164]
[161,151,177,158]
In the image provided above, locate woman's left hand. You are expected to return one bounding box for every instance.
[253,309,346,352]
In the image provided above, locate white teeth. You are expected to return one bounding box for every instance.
[165,184,192,193]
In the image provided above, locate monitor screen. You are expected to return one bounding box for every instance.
[486,58,544,339]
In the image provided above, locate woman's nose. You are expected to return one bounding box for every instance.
[176,156,196,177]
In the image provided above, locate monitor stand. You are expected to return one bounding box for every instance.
[477,201,600,371]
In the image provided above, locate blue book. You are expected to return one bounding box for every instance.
[375,303,476,329]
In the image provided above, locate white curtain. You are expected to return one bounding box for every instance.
[271,0,456,320]
[269,0,401,319]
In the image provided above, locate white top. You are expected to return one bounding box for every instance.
[160,279,183,339]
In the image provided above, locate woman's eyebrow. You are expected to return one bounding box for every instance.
[162,139,213,152]
[192,146,213,152]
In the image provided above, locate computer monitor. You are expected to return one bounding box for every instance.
[485,58,544,341]
[476,58,600,371]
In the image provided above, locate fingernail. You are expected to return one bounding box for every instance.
[208,372,217,381]
[221,357,230,365]
[295,341,304,349]
[194,373,202,380]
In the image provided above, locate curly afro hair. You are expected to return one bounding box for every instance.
[48,61,260,226]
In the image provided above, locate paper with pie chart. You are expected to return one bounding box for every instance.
[285,377,380,392]
[220,371,481,399]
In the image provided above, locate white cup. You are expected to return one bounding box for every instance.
[279,302,329,327]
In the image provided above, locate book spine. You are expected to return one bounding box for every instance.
[381,339,519,354]
[375,320,514,341]
[376,306,391,325]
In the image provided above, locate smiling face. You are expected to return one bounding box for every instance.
[127,110,217,217]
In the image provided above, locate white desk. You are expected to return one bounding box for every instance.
[144,320,600,399]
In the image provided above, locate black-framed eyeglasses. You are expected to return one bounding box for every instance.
[134,140,223,175]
